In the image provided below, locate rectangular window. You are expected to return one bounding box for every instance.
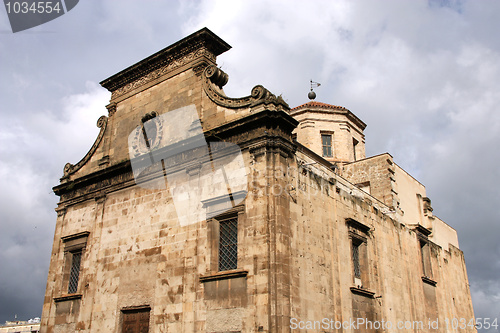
[67,251,82,294]
[353,138,359,161]
[322,134,332,157]
[352,239,362,279]
[419,240,432,278]
[346,218,370,289]
[122,308,150,333]
[219,217,238,271]
[61,231,89,295]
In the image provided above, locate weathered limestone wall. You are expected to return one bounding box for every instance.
[393,163,426,225]
[343,153,397,208]
[430,216,460,251]
[287,149,475,332]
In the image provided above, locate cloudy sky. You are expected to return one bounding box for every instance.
[1,0,499,330]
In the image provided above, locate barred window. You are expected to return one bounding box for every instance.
[219,217,238,271]
[352,240,361,279]
[68,251,82,294]
[61,231,88,296]
[322,134,332,157]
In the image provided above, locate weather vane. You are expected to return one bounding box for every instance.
[308,80,321,100]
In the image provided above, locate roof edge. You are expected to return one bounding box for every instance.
[290,101,367,130]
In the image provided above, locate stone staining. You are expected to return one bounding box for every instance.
[40,28,476,333]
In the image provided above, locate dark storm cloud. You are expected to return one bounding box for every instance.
[1,0,499,330]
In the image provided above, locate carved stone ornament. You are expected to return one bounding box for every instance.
[62,116,108,179]
[205,65,228,88]
[130,112,163,158]
[202,65,289,109]
[193,61,210,77]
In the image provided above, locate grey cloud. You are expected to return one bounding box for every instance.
[1,0,499,329]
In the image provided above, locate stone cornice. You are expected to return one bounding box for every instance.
[53,109,298,205]
[100,28,231,96]
[291,107,367,131]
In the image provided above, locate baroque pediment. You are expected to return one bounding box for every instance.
[61,115,107,180]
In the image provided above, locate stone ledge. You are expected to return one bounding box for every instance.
[54,294,82,302]
[199,270,248,283]
[422,276,437,286]
[350,287,375,298]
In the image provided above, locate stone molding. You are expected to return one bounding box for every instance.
[346,217,371,234]
[199,269,248,283]
[54,294,82,302]
[62,116,107,180]
[248,137,296,159]
[422,276,438,286]
[350,287,375,298]
[54,110,298,206]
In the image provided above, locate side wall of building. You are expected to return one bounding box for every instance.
[288,150,475,332]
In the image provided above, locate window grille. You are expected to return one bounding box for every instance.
[68,251,82,294]
[322,134,332,157]
[219,218,238,271]
[352,241,361,279]
[353,138,359,161]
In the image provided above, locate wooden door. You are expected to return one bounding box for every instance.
[122,309,150,333]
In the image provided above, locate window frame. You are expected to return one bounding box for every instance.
[207,206,244,274]
[414,225,437,286]
[351,237,363,279]
[346,218,370,290]
[121,306,151,333]
[218,216,238,271]
[61,231,89,295]
[67,250,82,294]
[419,238,433,279]
[321,133,333,157]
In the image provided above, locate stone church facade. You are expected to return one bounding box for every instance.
[40,28,475,332]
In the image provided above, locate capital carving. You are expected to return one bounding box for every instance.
[56,207,67,217]
[106,102,117,116]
